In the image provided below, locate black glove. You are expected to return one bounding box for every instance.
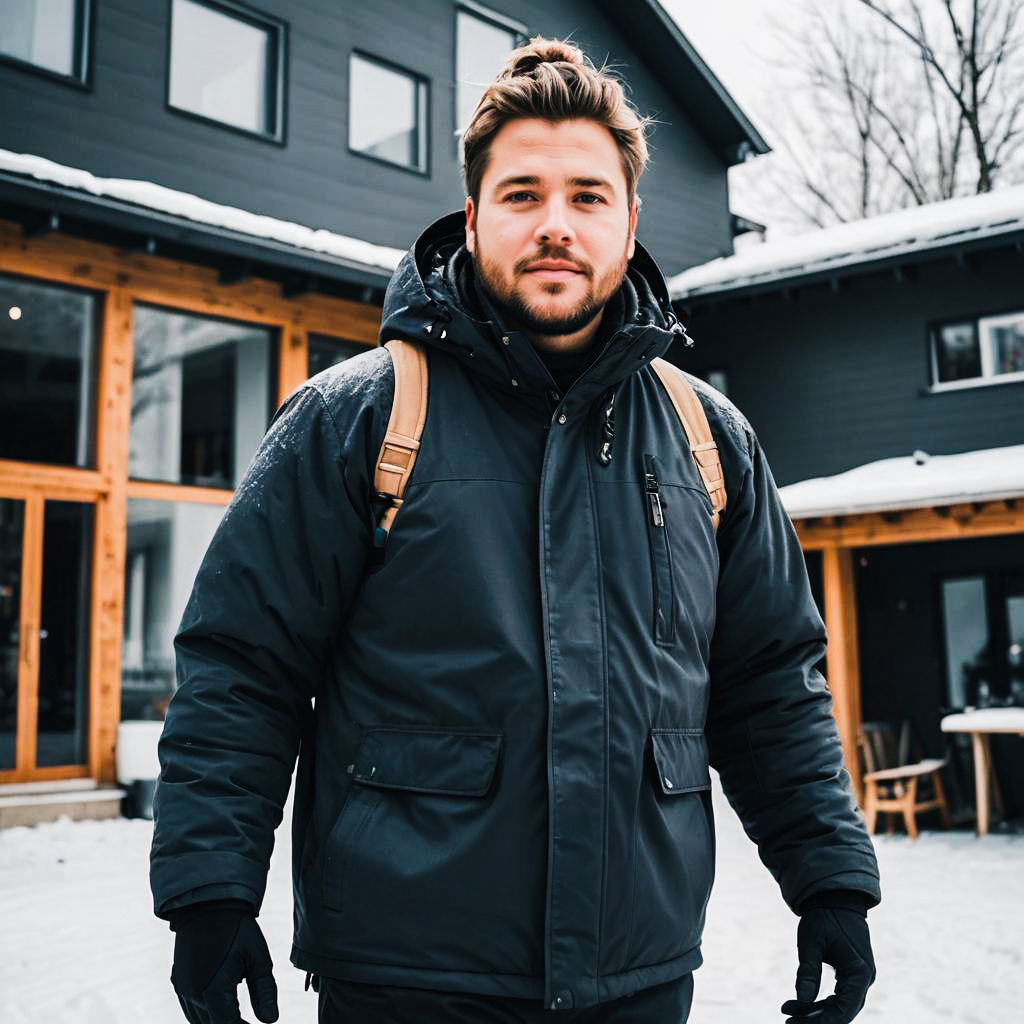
[169,899,279,1024]
[781,891,876,1024]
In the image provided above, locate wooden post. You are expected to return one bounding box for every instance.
[822,545,864,800]
[89,289,134,784]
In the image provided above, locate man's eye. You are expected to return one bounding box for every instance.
[575,193,604,204]
[505,192,535,202]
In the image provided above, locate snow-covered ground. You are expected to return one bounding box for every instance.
[1,778,1020,1023]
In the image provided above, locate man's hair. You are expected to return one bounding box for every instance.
[462,37,651,206]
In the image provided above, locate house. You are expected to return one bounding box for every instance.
[668,187,1024,823]
[0,0,765,821]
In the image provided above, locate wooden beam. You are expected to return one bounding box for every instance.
[124,480,233,506]
[0,218,382,344]
[822,546,863,800]
[0,462,107,501]
[89,289,134,785]
[794,499,1024,549]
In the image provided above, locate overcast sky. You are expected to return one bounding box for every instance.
[660,0,812,234]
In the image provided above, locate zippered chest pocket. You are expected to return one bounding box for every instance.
[643,452,676,646]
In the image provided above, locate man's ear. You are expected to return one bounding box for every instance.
[465,196,476,254]
[627,197,638,260]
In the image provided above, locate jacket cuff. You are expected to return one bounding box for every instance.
[167,897,256,931]
[799,889,872,916]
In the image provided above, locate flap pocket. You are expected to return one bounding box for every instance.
[650,729,711,795]
[350,726,504,797]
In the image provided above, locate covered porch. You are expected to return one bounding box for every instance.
[781,445,1024,831]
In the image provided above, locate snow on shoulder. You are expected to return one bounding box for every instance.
[0,148,406,274]
[669,184,1024,300]
[779,444,1024,519]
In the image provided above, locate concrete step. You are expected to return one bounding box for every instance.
[0,783,126,828]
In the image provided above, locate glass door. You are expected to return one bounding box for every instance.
[0,491,93,781]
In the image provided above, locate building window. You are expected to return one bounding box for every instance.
[931,310,1024,388]
[130,305,276,489]
[349,53,428,173]
[0,0,91,85]
[168,0,285,141]
[308,334,368,379]
[455,4,525,139]
[0,274,98,468]
[121,499,225,720]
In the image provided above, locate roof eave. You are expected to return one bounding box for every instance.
[0,172,395,292]
[596,0,770,165]
[672,223,1024,305]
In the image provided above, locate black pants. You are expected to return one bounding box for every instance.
[316,974,694,1023]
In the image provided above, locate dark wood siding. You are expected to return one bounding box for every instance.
[678,249,1024,485]
[0,0,731,272]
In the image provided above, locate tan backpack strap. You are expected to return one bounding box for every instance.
[650,358,727,531]
[374,339,428,545]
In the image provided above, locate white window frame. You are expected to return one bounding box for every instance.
[929,309,1024,392]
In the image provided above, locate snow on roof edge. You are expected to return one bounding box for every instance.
[779,444,1024,520]
[0,149,407,275]
[669,185,1024,300]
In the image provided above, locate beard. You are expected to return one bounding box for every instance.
[471,240,630,338]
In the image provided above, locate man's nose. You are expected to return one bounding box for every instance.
[534,199,575,246]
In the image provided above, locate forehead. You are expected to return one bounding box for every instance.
[482,118,627,192]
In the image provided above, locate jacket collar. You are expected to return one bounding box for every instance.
[379,212,690,410]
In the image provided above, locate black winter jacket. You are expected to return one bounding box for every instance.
[151,213,880,1011]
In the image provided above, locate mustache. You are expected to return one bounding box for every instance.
[514,247,592,276]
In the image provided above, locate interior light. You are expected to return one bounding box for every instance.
[7,306,21,321]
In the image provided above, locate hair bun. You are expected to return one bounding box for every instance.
[500,38,588,79]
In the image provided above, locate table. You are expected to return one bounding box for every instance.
[940,708,1024,837]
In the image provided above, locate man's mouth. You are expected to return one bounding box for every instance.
[524,260,585,279]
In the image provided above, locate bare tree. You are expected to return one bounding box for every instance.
[737,0,1024,231]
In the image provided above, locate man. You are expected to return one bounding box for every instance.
[152,38,880,1024]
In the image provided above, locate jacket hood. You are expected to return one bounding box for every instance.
[379,212,691,410]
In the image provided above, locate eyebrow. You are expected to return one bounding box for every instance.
[491,174,616,192]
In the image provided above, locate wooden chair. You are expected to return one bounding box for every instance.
[858,721,951,839]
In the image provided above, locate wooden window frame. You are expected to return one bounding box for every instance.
[0,217,378,782]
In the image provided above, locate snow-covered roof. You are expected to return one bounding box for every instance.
[669,185,1024,301]
[779,444,1024,519]
[0,149,405,277]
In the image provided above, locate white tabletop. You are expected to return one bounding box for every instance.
[940,708,1024,733]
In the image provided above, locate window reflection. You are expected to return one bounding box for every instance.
[0,0,80,78]
[121,499,226,720]
[131,305,275,489]
[0,274,97,468]
[0,499,24,772]
[350,53,428,171]
[456,8,518,135]
[168,0,280,136]
[36,501,92,767]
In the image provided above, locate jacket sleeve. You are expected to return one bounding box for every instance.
[150,372,383,919]
[701,396,881,913]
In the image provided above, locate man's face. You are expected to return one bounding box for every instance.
[465,118,638,350]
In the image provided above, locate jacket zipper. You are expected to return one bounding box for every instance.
[643,453,675,646]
